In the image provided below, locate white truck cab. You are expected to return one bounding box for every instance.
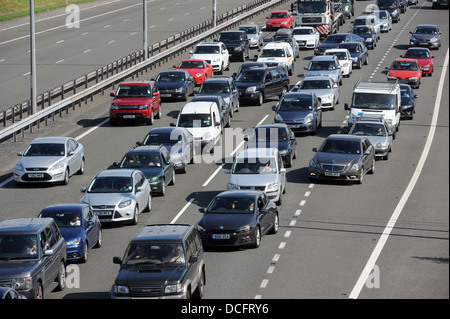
[344,80,401,136]
[256,42,295,75]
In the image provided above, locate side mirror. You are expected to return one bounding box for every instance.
[198,208,206,214]
[272,105,278,111]
[189,255,199,263]
[170,123,176,127]
[113,257,122,265]
[80,187,87,193]
[344,103,349,111]
[312,147,318,152]
[173,65,178,68]
[224,169,231,174]
[110,92,115,97]
[44,249,54,256]
[17,152,22,156]
[280,168,286,174]
[136,141,143,146]
[112,162,120,167]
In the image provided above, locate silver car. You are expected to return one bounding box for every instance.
[373,10,392,33]
[348,117,393,160]
[80,169,151,225]
[291,76,340,110]
[226,148,286,205]
[239,24,264,48]
[304,55,343,86]
[14,136,85,185]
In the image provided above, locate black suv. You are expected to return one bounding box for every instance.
[217,31,250,62]
[0,218,67,299]
[235,66,290,106]
[111,224,205,299]
[195,76,240,115]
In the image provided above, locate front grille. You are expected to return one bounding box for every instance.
[0,280,13,288]
[92,205,115,209]
[302,17,322,23]
[130,285,163,297]
[240,186,266,191]
[117,105,142,110]
[321,164,346,172]
[25,167,47,171]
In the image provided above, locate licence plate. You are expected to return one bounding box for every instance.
[161,94,172,97]
[419,42,427,45]
[212,234,230,239]
[95,211,113,216]
[28,173,44,178]
[325,172,340,177]
[289,124,301,128]
[123,115,135,118]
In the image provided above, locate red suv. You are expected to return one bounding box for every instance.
[109,81,161,125]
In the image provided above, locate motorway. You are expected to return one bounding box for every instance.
[0,0,448,301]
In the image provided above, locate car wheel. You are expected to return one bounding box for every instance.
[147,110,154,125]
[169,170,176,186]
[240,51,245,62]
[94,228,102,248]
[357,60,362,69]
[276,193,282,205]
[257,92,264,106]
[384,153,389,161]
[288,63,294,76]
[193,271,205,299]
[364,55,369,65]
[357,169,364,184]
[80,242,89,263]
[160,179,166,196]
[252,227,261,248]
[235,100,240,113]
[369,160,375,174]
[155,104,162,119]
[270,213,279,234]
[77,157,85,175]
[56,262,66,291]
[62,168,69,185]
[35,282,43,299]
[286,154,292,168]
[130,206,139,225]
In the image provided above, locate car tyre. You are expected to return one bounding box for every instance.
[77,157,85,175]
[257,92,264,106]
[80,242,89,263]
[56,262,66,291]
[94,228,102,248]
[252,227,261,248]
[169,170,176,186]
[35,282,43,299]
[62,168,69,185]
[193,271,205,299]
[270,213,279,234]
[160,179,166,196]
[130,206,139,225]
[357,169,364,184]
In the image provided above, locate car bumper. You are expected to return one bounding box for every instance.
[110,110,152,122]
[66,243,86,261]
[199,228,257,247]
[309,167,361,182]
[238,90,261,102]
[410,40,440,49]
[150,180,164,194]
[159,92,186,100]
[275,120,316,133]
[92,206,136,223]
[111,290,187,299]
[388,77,420,87]
[14,168,66,183]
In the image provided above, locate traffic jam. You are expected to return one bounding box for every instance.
[0,0,447,300]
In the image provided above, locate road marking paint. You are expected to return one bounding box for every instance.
[170,198,194,224]
[289,220,296,227]
[55,59,64,64]
[83,49,92,53]
[56,40,64,44]
[202,164,224,187]
[130,32,137,36]
[299,200,306,206]
[308,184,314,189]
[267,266,275,274]
[284,230,291,238]
[304,191,310,197]
[349,48,449,299]
[260,279,269,288]
[278,242,286,249]
[294,209,301,217]
[108,40,115,44]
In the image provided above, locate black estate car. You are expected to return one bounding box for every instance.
[111,224,205,299]
[217,30,250,62]
[0,218,67,299]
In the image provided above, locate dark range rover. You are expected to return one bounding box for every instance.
[111,224,205,299]
[217,30,250,62]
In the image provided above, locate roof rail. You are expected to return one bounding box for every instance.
[353,78,399,91]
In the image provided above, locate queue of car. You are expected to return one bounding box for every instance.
[0,0,443,299]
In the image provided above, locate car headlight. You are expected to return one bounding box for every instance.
[170,152,184,161]
[13,277,33,290]
[175,87,184,93]
[304,113,314,123]
[266,182,279,192]
[388,75,397,80]
[236,225,251,233]
[67,237,81,245]
[234,46,243,52]
[352,57,358,62]
[197,224,207,233]
[223,97,231,105]
[342,62,348,67]
[227,183,239,190]
[402,104,413,109]
[15,162,24,171]
[275,113,283,122]
[196,73,204,77]
[279,149,289,156]
[50,163,65,171]
[365,38,373,43]
[309,159,318,169]
[118,199,132,208]
[422,64,430,68]
[110,104,119,110]
[138,104,149,110]
[203,131,211,139]
[409,77,418,80]
[150,176,160,183]
[113,285,129,295]
[350,163,360,171]
[430,37,439,42]
[376,142,388,150]
[165,283,183,294]
[246,86,257,93]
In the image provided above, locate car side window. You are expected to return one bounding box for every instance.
[272,70,281,79]
[184,237,193,261]
[257,197,265,211]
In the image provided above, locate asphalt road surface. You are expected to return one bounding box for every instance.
[0,0,448,304]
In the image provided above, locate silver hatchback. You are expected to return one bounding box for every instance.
[304,55,343,86]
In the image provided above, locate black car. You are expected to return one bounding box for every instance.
[376,0,401,23]
[114,145,175,196]
[137,127,195,173]
[245,124,297,167]
[0,218,66,299]
[314,33,365,55]
[192,95,232,128]
[236,61,268,76]
[112,224,205,299]
[399,84,418,119]
[195,76,240,115]
[197,190,279,248]
[235,66,290,106]
[338,42,369,69]
[217,30,250,62]
[154,70,195,101]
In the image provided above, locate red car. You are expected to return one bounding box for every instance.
[387,58,422,89]
[109,81,161,125]
[401,47,434,76]
[173,59,213,85]
[266,10,294,30]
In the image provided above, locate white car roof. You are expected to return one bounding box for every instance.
[31,136,71,144]
[236,147,279,159]
[180,101,216,114]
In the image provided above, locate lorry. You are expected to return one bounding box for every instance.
[290,0,343,38]
[344,80,401,138]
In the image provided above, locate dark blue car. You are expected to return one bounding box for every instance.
[400,84,418,119]
[154,70,195,101]
[314,33,364,55]
[338,42,369,69]
[38,203,102,263]
[351,25,377,50]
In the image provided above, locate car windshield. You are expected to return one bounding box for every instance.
[269,12,288,19]
[278,95,313,111]
[232,157,277,174]
[260,48,285,58]
[293,28,313,35]
[178,61,204,69]
[156,73,185,82]
[320,139,361,154]
[178,114,212,128]
[143,132,181,146]
[391,61,418,70]
[0,234,39,260]
[207,196,256,214]
[297,2,326,13]
[413,26,438,35]
[87,176,133,193]
[251,127,289,142]
[236,70,264,82]
[39,211,83,228]
[300,80,331,89]
[351,123,387,136]
[352,93,396,110]
[323,35,346,43]
[120,153,161,168]
[339,44,359,53]
[239,26,257,34]
[23,143,65,157]
[219,33,242,42]
[199,82,230,94]
[194,45,220,54]
[352,27,372,35]
[308,61,337,70]
[404,50,430,59]
[115,85,152,98]
[123,242,185,265]
[327,51,347,60]
[377,0,397,9]
[378,11,388,19]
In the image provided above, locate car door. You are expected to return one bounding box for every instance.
[257,195,270,234]
[314,95,322,127]
[151,83,161,114]
[186,74,195,95]
[133,171,146,212]
[360,43,368,64]
[271,69,283,97]
[83,206,96,249]
[160,148,173,184]
[277,153,286,193]
[221,44,229,69]
[361,138,372,173]
[66,139,78,175]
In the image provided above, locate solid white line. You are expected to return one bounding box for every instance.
[349,48,449,299]
[202,164,224,187]
[170,198,194,224]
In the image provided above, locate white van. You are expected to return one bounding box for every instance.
[352,14,381,40]
[256,42,295,75]
[173,101,222,150]
[344,80,401,137]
